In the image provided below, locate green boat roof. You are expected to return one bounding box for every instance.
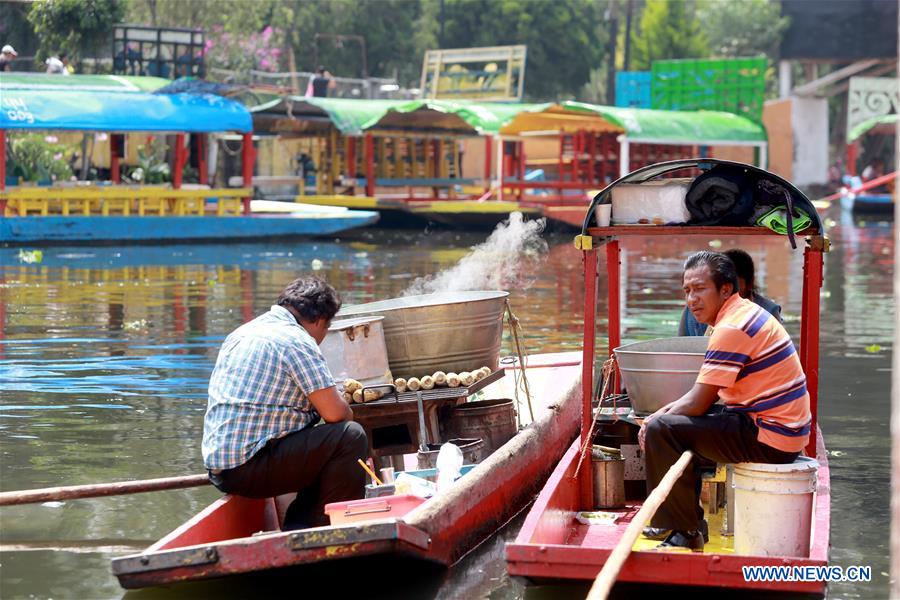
[848,114,898,142]
[251,96,766,145]
[0,73,170,93]
[562,102,767,144]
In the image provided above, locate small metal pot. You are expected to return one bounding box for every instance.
[320,315,392,387]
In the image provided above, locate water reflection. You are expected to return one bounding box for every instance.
[0,212,893,599]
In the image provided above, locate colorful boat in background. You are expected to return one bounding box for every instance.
[506,159,831,597]
[842,114,897,215]
[0,75,377,244]
[248,97,769,230]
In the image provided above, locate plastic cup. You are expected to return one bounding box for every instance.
[596,204,612,227]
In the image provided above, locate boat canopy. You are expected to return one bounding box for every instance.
[848,113,898,142]
[251,97,549,136]
[249,96,767,147]
[583,158,823,234]
[1,74,252,133]
[561,102,767,145]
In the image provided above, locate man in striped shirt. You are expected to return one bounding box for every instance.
[639,251,811,550]
[202,276,367,529]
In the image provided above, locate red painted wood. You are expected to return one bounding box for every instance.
[0,129,5,192]
[581,248,598,508]
[153,495,272,551]
[241,132,253,215]
[800,247,823,457]
[483,136,492,193]
[173,133,185,189]
[365,133,375,197]
[110,134,121,183]
[587,226,821,237]
[606,241,621,395]
[197,134,208,185]
[846,142,858,176]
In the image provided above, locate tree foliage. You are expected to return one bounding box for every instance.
[122,0,606,101]
[697,0,789,59]
[630,0,708,70]
[28,0,125,61]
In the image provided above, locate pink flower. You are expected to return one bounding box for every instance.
[44,135,58,143]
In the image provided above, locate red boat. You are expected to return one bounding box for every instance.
[506,159,831,596]
[111,353,582,589]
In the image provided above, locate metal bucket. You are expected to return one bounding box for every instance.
[613,337,709,415]
[440,399,517,460]
[320,316,392,387]
[338,291,509,379]
[592,457,626,509]
[416,438,484,470]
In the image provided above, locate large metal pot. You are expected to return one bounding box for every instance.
[338,291,509,379]
[320,316,392,387]
[614,336,709,415]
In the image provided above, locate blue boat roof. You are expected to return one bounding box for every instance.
[0,74,252,133]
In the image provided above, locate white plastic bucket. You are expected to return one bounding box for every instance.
[733,457,818,557]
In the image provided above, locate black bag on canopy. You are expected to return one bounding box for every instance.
[685,165,756,226]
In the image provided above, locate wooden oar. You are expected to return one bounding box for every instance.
[586,450,694,600]
[0,474,210,506]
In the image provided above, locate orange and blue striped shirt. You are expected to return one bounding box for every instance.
[696,294,811,453]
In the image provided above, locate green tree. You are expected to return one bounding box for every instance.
[697,0,789,59]
[438,0,607,100]
[630,0,708,70]
[28,0,125,62]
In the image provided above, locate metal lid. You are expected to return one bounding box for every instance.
[328,315,384,331]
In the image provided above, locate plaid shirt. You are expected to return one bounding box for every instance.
[202,305,335,470]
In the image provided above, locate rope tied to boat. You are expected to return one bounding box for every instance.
[574,356,618,478]
[505,299,534,427]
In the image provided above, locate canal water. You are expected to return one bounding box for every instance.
[0,209,893,599]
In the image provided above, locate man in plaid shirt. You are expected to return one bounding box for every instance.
[202,276,367,529]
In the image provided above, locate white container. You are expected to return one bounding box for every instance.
[610,178,692,224]
[595,203,612,227]
[320,316,392,388]
[733,457,818,557]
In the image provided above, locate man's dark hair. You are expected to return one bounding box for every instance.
[724,248,755,293]
[59,52,67,60]
[684,251,739,293]
[276,276,341,322]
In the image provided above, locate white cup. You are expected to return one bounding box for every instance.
[595,204,612,227]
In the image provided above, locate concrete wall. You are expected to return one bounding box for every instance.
[763,98,794,180]
[790,96,829,186]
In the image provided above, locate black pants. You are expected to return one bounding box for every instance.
[644,409,799,531]
[209,421,368,529]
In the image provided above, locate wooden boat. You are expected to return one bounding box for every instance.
[111,352,582,589]
[506,159,831,596]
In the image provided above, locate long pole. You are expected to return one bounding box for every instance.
[0,474,210,507]
[586,450,694,600]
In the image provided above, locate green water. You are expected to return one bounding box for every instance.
[0,214,893,599]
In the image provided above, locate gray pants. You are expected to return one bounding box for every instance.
[644,410,798,531]
[210,421,368,529]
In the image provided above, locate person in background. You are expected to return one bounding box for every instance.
[0,45,17,71]
[45,51,71,75]
[678,248,781,336]
[202,276,367,530]
[861,157,891,194]
[310,66,337,97]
